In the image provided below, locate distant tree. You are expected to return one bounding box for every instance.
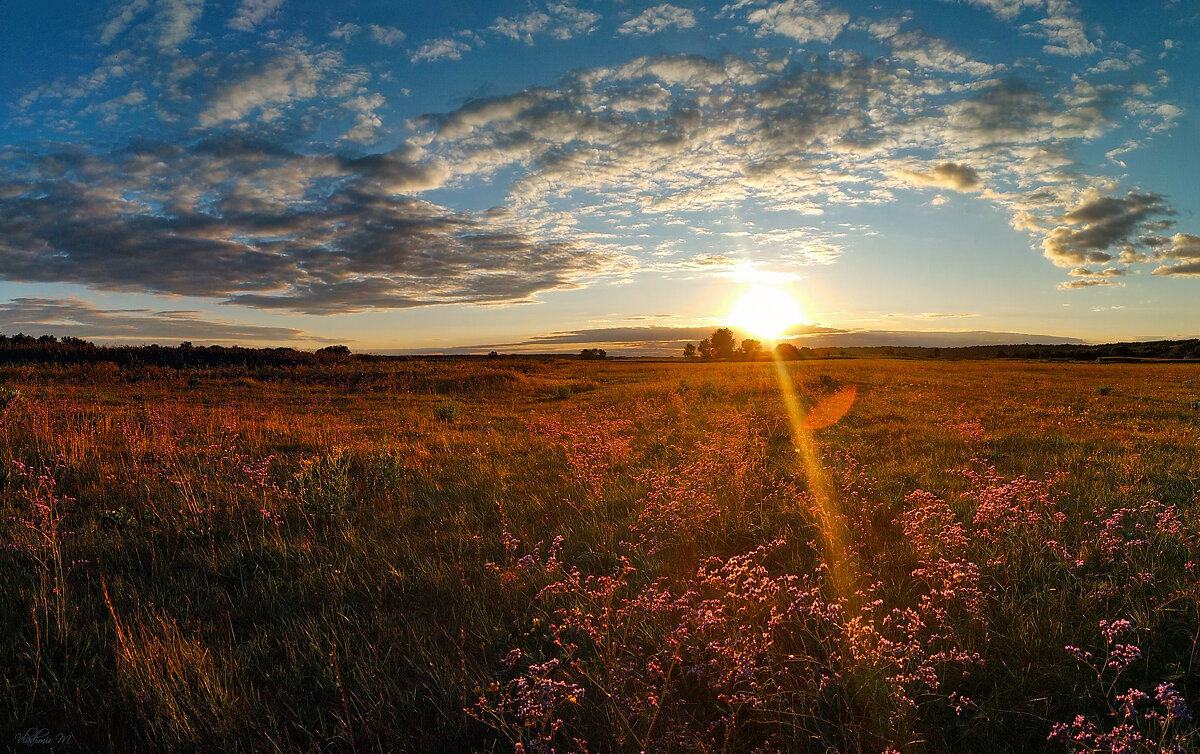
[580,348,607,360]
[775,342,814,360]
[487,351,499,359]
[179,341,193,349]
[739,338,762,360]
[710,328,737,360]
[698,338,713,360]
[682,343,697,359]
[775,342,799,360]
[317,345,351,360]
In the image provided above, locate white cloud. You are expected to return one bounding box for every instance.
[491,2,600,44]
[99,0,204,53]
[199,50,324,126]
[228,0,286,32]
[950,0,1045,21]
[618,4,697,36]
[367,24,406,46]
[100,0,152,45]
[411,38,472,64]
[155,0,205,52]
[746,0,850,44]
[330,22,359,41]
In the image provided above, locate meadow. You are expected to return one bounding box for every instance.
[1,356,1197,752]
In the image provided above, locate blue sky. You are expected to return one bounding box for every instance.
[1,0,1197,353]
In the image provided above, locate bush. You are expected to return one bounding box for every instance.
[434,400,463,420]
[0,385,22,409]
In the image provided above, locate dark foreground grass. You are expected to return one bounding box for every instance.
[1,357,1197,752]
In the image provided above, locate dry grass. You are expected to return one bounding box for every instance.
[0,357,1197,751]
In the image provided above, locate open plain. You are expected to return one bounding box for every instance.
[2,356,1198,752]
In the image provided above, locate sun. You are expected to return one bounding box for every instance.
[727,285,804,340]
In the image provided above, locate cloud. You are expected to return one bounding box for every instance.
[198,48,326,126]
[896,162,983,191]
[1152,261,1200,277]
[154,0,205,52]
[1164,233,1200,259]
[100,0,152,45]
[1042,192,1174,267]
[1058,278,1116,289]
[411,38,472,64]
[0,140,630,314]
[452,324,1084,355]
[228,0,286,32]
[0,297,329,344]
[1151,233,1200,276]
[99,0,203,53]
[618,4,698,36]
[1068,266,1125,277]
[367,24,406,46]
[404,48,1192,293]
[880,29,999,76]
[885,312,981,319]
[1028,1,1097,57]
[330,22,359,41]
[946,0,1045,21]
[10,7,1195,310]
[746,0,850,44]
[490,2,600,44]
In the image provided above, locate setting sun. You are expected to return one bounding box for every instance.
[728,286,804,340]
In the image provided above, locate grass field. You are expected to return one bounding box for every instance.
[1,357,1198,752]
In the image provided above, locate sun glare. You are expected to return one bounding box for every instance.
[728,286,804,340]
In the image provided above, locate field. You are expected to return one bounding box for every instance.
[1,356,1198,752]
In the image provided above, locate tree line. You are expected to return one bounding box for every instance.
[682,328,817,361]
[0,333,354,367]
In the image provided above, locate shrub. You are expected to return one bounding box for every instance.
[434,399,463,420]
[0,384,23,409]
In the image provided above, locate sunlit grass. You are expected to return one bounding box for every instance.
[0,357,1197,751]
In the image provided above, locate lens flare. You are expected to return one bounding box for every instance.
[770,352,859,605]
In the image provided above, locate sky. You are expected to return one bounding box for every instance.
[1,0,1197,354]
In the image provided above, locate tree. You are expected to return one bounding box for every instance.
[580,348,607,360]
[739,338,762,360]
[682,343,697,359]
[710,328,737,360]
[698,338,713,360]
[317,345,351,360]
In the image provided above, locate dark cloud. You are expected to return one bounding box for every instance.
[1042,192,1173,268]
[1151,233,1200,276]
[0,141,627,314]
[0,297,330,344]
[897,162,982,191]
[1152,261,1200,277]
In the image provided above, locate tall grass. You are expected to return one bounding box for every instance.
[0,357,1196,751]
